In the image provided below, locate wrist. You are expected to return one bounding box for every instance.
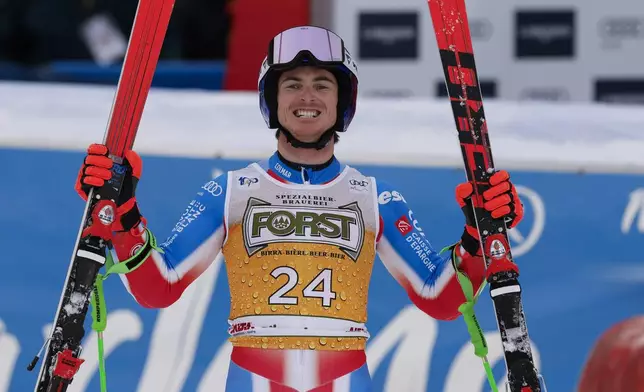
[115,198,142,232]
[460,226,482,257]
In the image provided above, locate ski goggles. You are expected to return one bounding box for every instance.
[263,26,358,76]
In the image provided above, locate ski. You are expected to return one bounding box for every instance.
[426,0,543,391]
[29,0,175,390]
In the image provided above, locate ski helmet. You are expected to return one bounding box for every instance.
[258,25,359,149]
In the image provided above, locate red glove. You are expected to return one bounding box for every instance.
[75,143,144,232]
[455,170,523,256]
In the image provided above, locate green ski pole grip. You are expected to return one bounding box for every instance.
[91,274,107,333]
[459,301,488,358]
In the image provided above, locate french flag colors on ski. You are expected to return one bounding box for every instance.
[110,151,485,390]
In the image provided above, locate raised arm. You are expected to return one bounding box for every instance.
[75,144,228,308]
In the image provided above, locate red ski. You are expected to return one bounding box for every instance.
[29,0,175,390]
[426,0,544,391]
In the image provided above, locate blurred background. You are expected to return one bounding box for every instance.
[0,0,642,102]
[1,0,644,391]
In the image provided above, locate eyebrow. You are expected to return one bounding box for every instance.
[280,75,336,84]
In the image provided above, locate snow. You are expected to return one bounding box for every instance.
[1,81,643,173]
[503,326,532,354]
[62,292,86,316]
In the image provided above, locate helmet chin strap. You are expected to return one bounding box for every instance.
[279,127,336,150]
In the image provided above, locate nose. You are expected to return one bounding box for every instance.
[298,85,317,102]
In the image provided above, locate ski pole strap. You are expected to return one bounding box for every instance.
[103,227,162,279]
[447,244,499,392]
[90,274,108,392]
[88,227,162,392]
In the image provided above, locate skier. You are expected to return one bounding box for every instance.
[75,25,524,391]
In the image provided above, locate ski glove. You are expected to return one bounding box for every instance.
[455,170,524,256]
[75,143,143,232]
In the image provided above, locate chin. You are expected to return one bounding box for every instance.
[290,130,327,142]
[289,122,332,139]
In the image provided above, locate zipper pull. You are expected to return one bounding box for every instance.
[301,167,310,184]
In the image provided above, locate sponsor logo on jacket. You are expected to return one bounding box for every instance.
[242,197,365,261]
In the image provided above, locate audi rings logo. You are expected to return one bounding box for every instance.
[202,181,223,197]
[508,185,545,257]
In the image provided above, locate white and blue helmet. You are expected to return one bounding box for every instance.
[257,26,359,137]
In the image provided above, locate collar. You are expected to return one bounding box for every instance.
[267,151,343,184]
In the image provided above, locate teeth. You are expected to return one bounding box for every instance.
[295,110,320,118]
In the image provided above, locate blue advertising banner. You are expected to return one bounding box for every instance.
[0,147,642,391]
